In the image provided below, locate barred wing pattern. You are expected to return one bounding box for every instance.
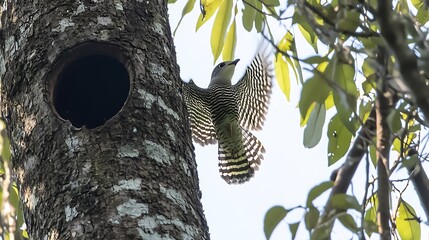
[182,80,217,146]
[233,54,273,131]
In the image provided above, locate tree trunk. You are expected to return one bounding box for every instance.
[0,0,209,239]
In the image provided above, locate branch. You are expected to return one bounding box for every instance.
[375,47,392,239]
[377,0,429,121]
[406,149,429,220]
[315,109,376,235]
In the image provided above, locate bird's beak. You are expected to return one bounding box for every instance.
[229,59,240,66]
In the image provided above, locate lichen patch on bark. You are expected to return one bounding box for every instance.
[74,3,85,15]
[65,136,82,153]
[117,145,140,158]
[164,123,176,141]
[137,215,200,240]
[114,1,123,11]
[112,178,142,192]
[159,185,190,214]
[97,17,112,26]
[116,199,148,218]
[65,205,78,222]
[24,155,38,172]
[52,18,75,32]
[143,140,173,164]
[137,88,180,120]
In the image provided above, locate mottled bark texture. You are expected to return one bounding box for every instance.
[0,0,209,239]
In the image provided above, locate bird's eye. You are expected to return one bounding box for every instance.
[219,62,225,68]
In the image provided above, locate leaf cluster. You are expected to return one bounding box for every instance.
[169,0,429,239]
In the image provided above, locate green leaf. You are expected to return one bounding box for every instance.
[331,194,361,211]
[303,103,326,148]
[335,9,360,32]
[325,93,334,109]
[337,213,358,233]
[2,133,11,161]
[222,9,237,61]
[333,90,359,135]
[275,53,290,101]
[299,63,331,118]
[254,2,264,32]
[362,57,376,77]
[393,137,402,153]
[211,0,233,63]
[360,36,383,50]
[304,56,329,65]
[408,124,421,133]
[364,207,378,237]
[369,144,377,166]
[333,61,357,95]
[196,0,222,31]
[300,103,314,127]
[367,192,379,208]
[22,230,29,239]
[305,207,320,230]
[306,181,334,207]
[395,0,410,14]
[289,222,300,240]
[310,226,331,240]
[9,184,19,210]
[278,31,293,51]
[290,35,304,84]
[173,0,196,35]
[265,5,279,19]
[362,74,376,94]
[277,31,302,87]
[285,56,300,85]
[416,8,429,24]
[242,0,256,31]
[16,195,26,238]
[412,0,429,24]
[293,12,318,52]
[358,100,372,123]
[264,206,288,240]
[327,114,352,165]
[387,109,402,134]
[396,199,421,240]
[330,60,359,134]
[261,0,280,6]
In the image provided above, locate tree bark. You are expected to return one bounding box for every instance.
[0,0,209,239]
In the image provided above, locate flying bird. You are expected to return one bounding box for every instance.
[182,51,273,184]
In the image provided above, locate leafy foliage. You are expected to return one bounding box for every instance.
[396,199,421,240]
[168,0,429,238]
[0,121,28,239]
[263,206,288,239]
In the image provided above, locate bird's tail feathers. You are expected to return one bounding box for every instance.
[218,129,265,184]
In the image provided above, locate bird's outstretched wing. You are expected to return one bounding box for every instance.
[233,53,273,131]
[182,80,217,146]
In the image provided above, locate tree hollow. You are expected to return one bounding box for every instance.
[48,42,130,129]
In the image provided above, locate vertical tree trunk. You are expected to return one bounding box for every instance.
[0,0,209,239]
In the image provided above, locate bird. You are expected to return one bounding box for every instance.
[182,51,273,184]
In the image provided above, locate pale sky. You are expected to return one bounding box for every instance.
[168,2,429,240]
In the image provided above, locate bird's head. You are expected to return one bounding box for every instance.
[209,59,240,86]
